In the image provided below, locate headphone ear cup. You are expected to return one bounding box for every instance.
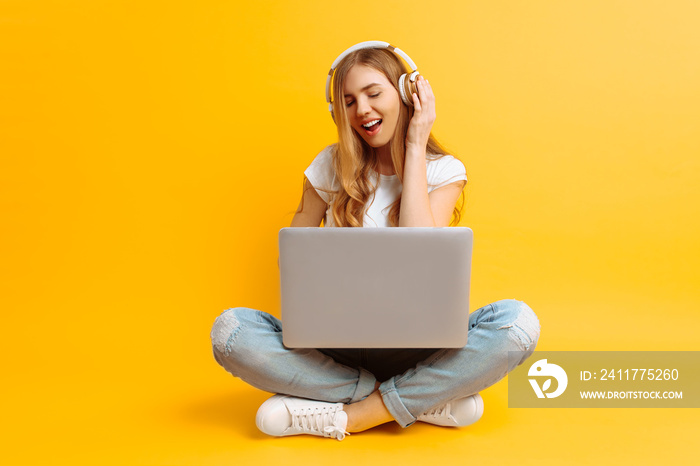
[399,72,420,106]
[398,74,410,106]
[329,102,336,124]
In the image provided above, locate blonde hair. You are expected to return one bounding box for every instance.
[304,48,464,227]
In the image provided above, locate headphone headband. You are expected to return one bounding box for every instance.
[325,41,419,114]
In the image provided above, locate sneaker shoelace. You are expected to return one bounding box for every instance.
[423,402,453,420]
[290,405,350,441]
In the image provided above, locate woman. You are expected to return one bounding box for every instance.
[211,42,540,441]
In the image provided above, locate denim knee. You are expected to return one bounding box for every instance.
[210,307,254,358]
[492,299,541,352]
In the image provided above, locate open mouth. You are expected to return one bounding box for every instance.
[361,119,382,136]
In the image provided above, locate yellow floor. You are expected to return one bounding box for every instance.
[2,293,697,466]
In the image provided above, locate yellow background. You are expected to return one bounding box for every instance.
[1,0,698,464]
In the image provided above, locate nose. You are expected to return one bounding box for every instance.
[355,96,371,117]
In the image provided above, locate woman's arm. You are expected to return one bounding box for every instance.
[400,149,465,227]
[399,76,464,227]
[428,180,466,226]
[399,145,433,226]
[290,178,327,227]
[280,179,327,268]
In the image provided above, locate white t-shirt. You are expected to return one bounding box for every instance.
[304,145,467,227]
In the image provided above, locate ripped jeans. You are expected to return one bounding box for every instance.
[210,299,540,428]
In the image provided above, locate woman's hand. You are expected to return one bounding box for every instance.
[405,75,436,152]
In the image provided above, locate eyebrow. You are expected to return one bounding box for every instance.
[344,83,382,98]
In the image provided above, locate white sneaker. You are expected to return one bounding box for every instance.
[255,395,350,441]
[417,394,484,427]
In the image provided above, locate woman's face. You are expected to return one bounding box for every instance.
[342,64,401,151]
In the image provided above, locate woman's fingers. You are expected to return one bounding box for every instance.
[425,81,434,110]
[415,78,435,121]
[406,76,437,147]
[412,91,421,112]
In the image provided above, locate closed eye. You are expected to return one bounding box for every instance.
[346,91,381,107]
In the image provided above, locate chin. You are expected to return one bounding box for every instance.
[362,139,389,149]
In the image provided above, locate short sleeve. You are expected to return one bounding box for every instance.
[426,155,468,192]
[303,145,338,204]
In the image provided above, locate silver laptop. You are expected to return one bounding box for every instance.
[279,227,473,348]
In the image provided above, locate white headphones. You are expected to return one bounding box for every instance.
[325,41,420,122]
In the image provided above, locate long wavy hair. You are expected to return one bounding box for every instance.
[304,47,464,227]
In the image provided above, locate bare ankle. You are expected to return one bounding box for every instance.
[342,391,393,433]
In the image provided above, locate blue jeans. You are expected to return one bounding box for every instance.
[211,299,540,428]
